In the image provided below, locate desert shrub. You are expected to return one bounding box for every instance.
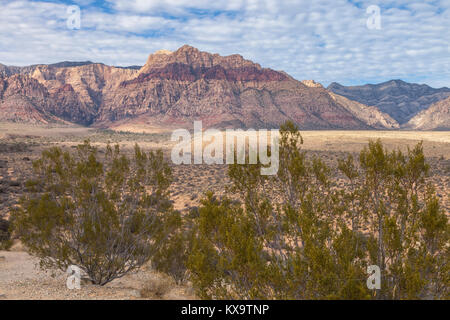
[187,121,449,300]
[150,211,194,285]
[187,122,370,299]
[0,141,32,153]
[12,141,179,285]
[0,217,12,250]
[140,275,174,299]
[349,140,449,299]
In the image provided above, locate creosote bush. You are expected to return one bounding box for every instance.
[186,121,449,300]
[12,141,178,285]
[0,217,12,250]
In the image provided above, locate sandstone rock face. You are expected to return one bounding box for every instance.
[301,80,323,88]
[0,45,440,130]
[405,96,450,130]
[0,74,61,123]
[98,45,372,129]
[328,80,450,124]
[28,63,138,125]
[139,45,260,73]
[328,92,399,129]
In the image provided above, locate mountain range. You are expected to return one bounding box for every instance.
[0,45,448,130]
[327,80,450,125]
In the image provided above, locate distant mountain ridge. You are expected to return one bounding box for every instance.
[328,80,450,125]
[327,92,399,129]
[405,96,450,130]
[0,46,448,130]
[0,61,96,77]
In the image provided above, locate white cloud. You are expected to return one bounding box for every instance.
[0,0,448,87]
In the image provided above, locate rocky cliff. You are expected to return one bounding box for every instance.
[405,96,450,130]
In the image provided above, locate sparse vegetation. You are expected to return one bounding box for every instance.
[0,217,12,250]
[140,275,174,299]
[2,124,449,299]
[0,141,33,153]
[185,122,449,299]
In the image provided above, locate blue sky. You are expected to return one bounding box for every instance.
[0,0,449,87]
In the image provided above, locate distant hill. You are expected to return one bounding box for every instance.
[405,96,450,130]
[328,80,450,124]
[46,61,95,68]
[0,61,96,77]
[327,91,399,129]
[115,65,142,70]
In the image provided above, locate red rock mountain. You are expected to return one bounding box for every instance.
[0,74,61,123]
[0,45,400,129]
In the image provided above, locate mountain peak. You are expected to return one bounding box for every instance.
[154,49,173,55]
[327,82,343,89]
[301,80,323,88]
[47,61,95,68]
[387,79,405,84]
[176,44,200,53]
[139,45,261,74]
[380,79,409,87]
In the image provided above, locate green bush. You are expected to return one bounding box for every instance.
[186,121,449,300]
[150,213,194,285]
[12,141,178,285]
[0,217,12,250]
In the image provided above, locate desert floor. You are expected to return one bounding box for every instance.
[0,123,449,299]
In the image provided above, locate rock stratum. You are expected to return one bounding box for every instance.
[0,45,447,130]
[405,96,450,130]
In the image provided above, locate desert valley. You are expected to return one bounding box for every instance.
[0,46,449,300]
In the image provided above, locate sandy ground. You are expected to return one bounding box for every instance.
[299,130,450,157]
[190,130,450,158]
[0,244,195,300]
[1,122,449,158]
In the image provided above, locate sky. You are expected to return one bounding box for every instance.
[0,0,449,88]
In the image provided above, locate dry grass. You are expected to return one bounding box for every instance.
[140,274,174,299]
